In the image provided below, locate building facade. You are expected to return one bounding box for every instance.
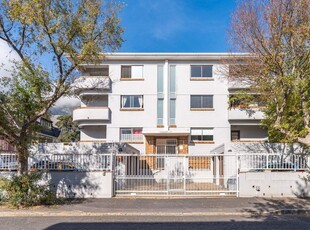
[72,53,267,154]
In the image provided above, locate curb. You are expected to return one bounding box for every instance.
[0,209,310,217]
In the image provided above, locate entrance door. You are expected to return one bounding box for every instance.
[156,139,178,169]
[156,139,178,154]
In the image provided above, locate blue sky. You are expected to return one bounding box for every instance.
[119,0,236,52]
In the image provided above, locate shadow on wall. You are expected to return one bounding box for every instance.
[31,142,140,155]
[295,175,310,198]
[42,171,104,199]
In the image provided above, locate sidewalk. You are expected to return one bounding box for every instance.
[1,197,310,217]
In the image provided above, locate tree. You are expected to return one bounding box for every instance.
[0,0,124,175]
[226,0,310,145]
[56,114,80,142]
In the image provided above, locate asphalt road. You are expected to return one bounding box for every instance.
[1,215,310,230]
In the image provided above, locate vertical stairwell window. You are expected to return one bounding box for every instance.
[169,65,176,125]
[157,65,164,125]
[157,99,164,125]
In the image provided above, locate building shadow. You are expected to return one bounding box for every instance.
[43,216,310,230]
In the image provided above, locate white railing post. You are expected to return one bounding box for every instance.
[236,152,239,197]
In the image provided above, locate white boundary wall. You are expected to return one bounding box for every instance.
[0,171,113,198]
[239,172,310,198]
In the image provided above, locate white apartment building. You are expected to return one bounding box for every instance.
[72,53,268,154]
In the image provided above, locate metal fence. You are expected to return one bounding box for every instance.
[238,153,310,172]
[114,154,238,196]
[1,151,310,197]
[0,153,112,171]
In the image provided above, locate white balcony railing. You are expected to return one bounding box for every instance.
[73,107,110,123]
[120,134,144,142]
[228,108,264,120]
[73,76,110,91]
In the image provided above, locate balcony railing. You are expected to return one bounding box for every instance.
[120,134,144,142]
[228,108,264,120]
[73,107,110,123]
[73,76,110,92]
[0,153,112,171]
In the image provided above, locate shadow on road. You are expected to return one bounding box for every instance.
[43,215,310,230]
[242,198,310,216]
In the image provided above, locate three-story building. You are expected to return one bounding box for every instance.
[72,53,267,154]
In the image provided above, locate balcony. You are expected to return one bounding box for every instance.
[120,134,144,143]
[73,76,110,95]
[73,107,110,126]
[228,80,251,89]
[228,108,264,120]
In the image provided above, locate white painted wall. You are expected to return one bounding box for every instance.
[231,125,268,141]
[80,126,107,141]
[239,172,310,198]
[0,171,114,198]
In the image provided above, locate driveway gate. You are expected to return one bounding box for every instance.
[114,154,238,196]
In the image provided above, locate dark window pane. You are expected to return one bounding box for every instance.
[191,96,201,108]
[191,135,200,141]
[122,96,131,108]
[191,66,201,78]
[121,66,131,78]
[202,96,213,108]
[133,96,141,108]
[121,129,132,135]
[202,65,213,78]
[202,135,213,141]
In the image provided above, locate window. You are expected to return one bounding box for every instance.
[191,95,213,109]
[121,95,143,109]
[191,128,214,141]
[231,131,240,141]
[120,128,143,142]
[121,65,143,79]
[156,139,178,169]
[157,99,164,125]
[191,65,213,78]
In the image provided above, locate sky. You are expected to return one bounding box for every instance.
[0,0,236,114]
[119,0,236,52]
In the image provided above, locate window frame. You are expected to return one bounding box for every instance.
[120,128,143,142]
[121,65,144,79]
[190,95,213,109]
[190,65,213,78]
[121,95,144,109]
[231,130,240,141]
[190,128,214,142]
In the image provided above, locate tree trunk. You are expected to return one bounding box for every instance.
[17,147,29,175]
[298,133,310,147]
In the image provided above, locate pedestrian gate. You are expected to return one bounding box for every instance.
[114,154,238,196]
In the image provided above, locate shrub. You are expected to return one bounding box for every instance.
[0,172,58,208]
